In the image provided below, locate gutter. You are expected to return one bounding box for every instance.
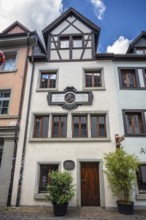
[16,55,35,207]
[7,32,30,206]
[95,53,146,61]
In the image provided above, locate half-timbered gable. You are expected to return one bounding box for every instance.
[43,8,100,61]
[127,31,146,54]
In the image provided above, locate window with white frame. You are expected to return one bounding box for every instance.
[60,35,83,49]
[1,52,17,71]
[60,36,69,48]
[73,36,82,48]
[136,48,146,55]
[0,90,11,115]
[137,164,146,194]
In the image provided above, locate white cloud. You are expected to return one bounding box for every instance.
[106,36,131,54]
[0,0,63,39]
[89,0,106,20]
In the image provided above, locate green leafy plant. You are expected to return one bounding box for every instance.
[104,148,139,204]
[46,171,75,205]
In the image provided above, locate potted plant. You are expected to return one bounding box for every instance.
[104,148,139,215]
[46,170,75,216]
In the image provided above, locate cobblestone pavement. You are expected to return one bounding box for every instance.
[0,206,146,220]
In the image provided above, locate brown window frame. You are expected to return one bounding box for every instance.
[137,164,146,194]
[72,115,88,138]
[40,72,57,89]
[91,115,107,138]
[33,115,49,138]
[52,115,67,138]
[123,110,146,137]
[39,164,58,193]
[85,71,102,88]
[119,69,138,89]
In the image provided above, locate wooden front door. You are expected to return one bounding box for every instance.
[81,162,100,206]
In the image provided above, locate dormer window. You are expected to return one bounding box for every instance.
[60,37,69,48]
[136,48,146,55]
[73,36,82,48]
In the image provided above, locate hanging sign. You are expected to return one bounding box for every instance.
[0,50,6,65]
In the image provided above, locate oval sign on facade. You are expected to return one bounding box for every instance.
[63,160,75,170]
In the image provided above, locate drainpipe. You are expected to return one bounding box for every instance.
[7,32,30,206]
[16,55,35,207]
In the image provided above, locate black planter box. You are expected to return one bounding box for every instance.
[53,203,68,216]
[117,201,134,215]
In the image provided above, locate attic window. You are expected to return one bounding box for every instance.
[136,48,146,55]
[73,36,82,48]
[60,36,69,48]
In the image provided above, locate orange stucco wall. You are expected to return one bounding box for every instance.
[0,47,31,126]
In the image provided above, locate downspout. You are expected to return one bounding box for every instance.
[7,32,30,206]
[16,55,35,207]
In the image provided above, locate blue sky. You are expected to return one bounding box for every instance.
[63,0,146,53]
[0,0,146,53]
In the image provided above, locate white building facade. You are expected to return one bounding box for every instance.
[11,9,146,209]
[113,32,146,208]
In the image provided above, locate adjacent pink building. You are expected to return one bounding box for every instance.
[0,21,45,206]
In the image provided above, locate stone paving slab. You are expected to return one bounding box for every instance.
[0,206,146,220]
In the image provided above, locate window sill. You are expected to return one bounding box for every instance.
[0,69,17,73]
[125,134,146,137]
[120,87,144,90]
[29,137,111,142]
[83,87,105,91]
[34,193,47,200]
[0,115,18,119]
[36,88,58,92]
[136,194,146,200]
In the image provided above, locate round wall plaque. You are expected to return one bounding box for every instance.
[64,92,75,104]
[63,160,75,170]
